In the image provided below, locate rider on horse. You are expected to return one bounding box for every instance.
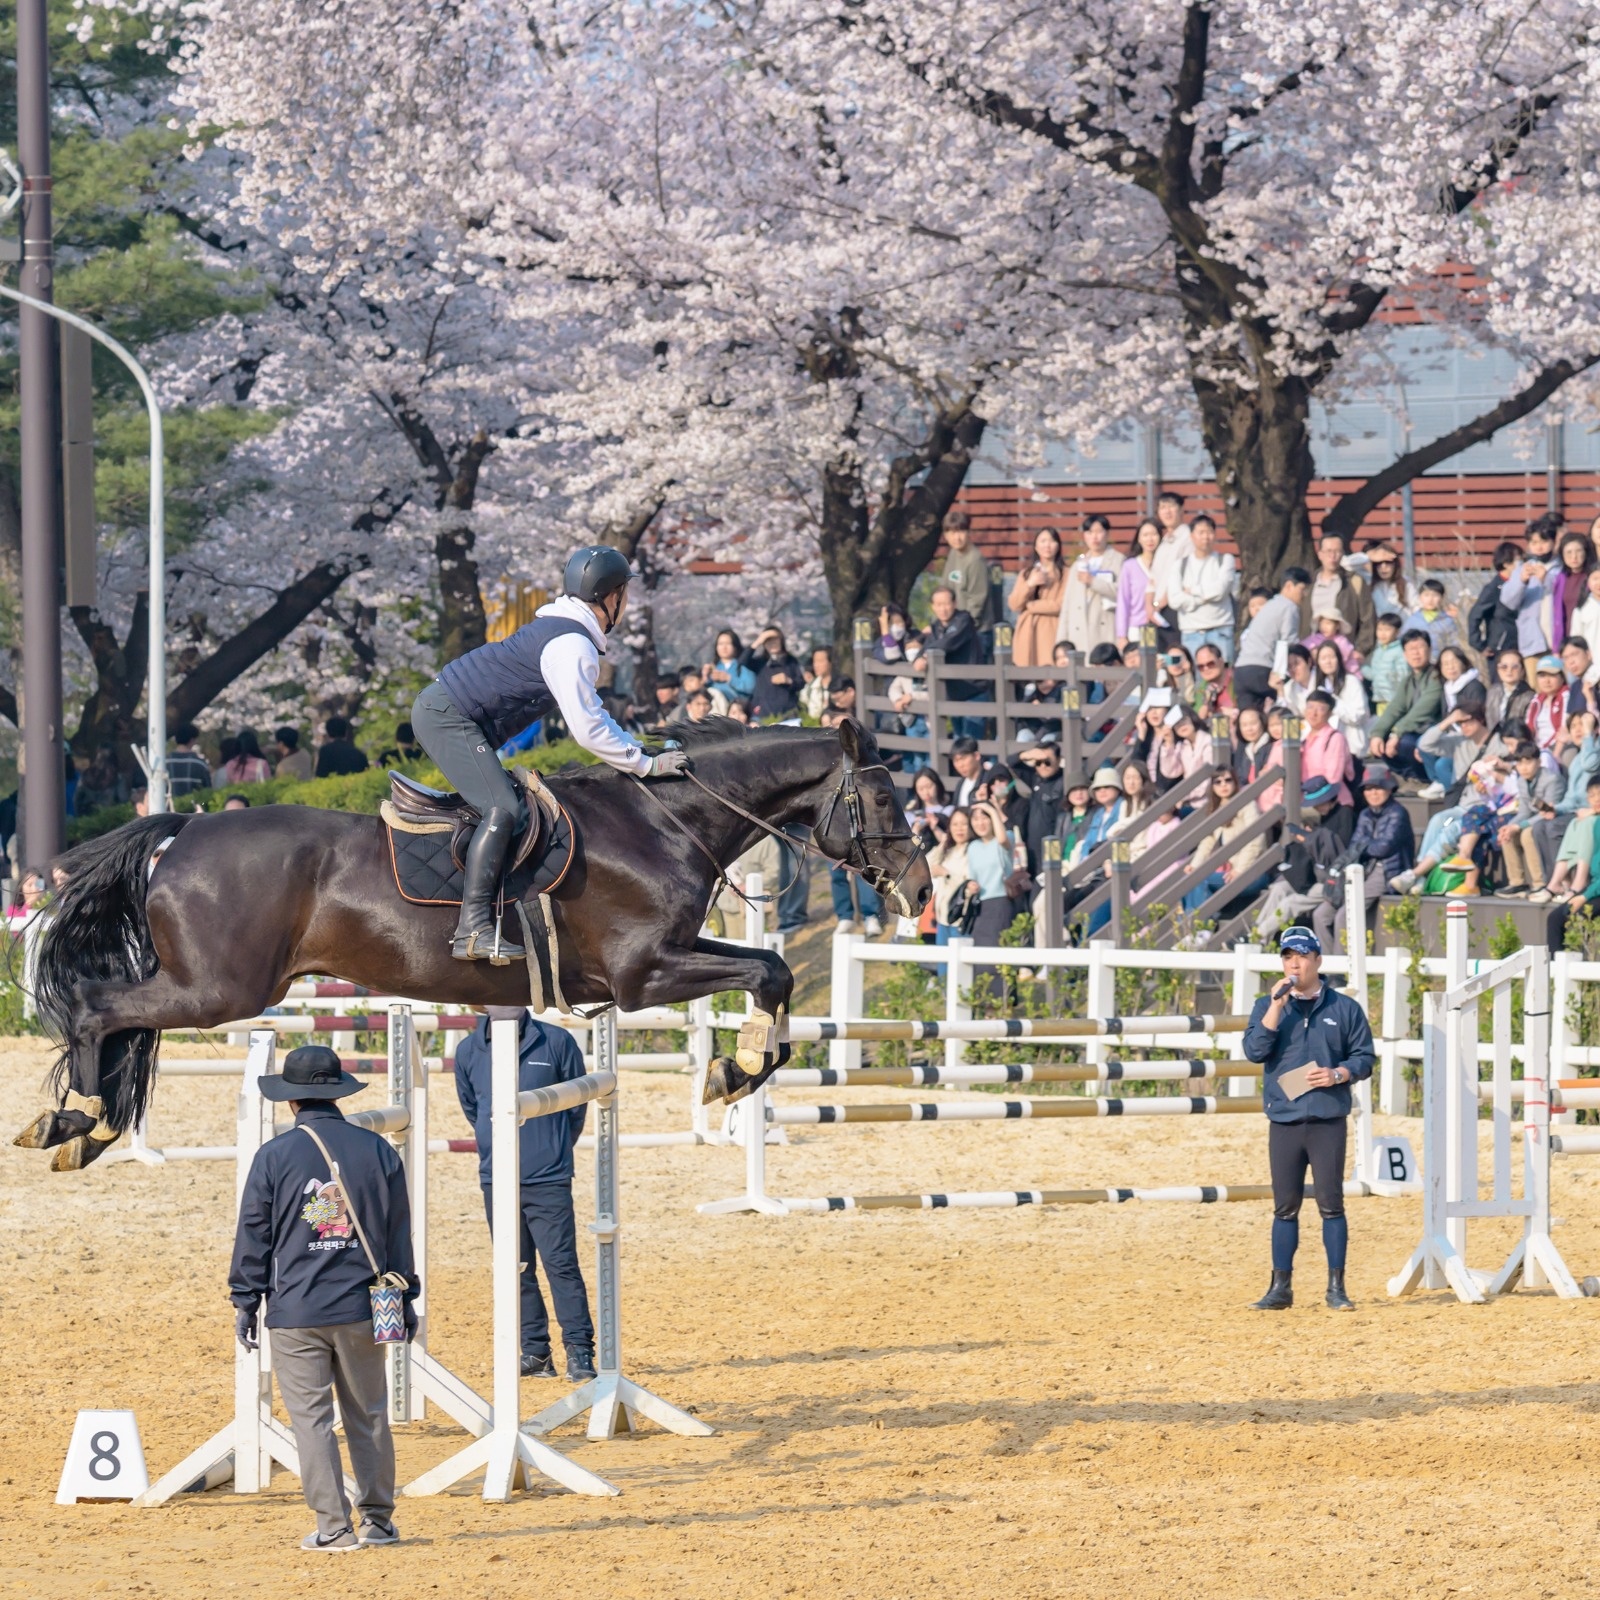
[411,544,691,962]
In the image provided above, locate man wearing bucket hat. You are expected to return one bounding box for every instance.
[229,1046,419,1552]
[1242,926,1376,1311]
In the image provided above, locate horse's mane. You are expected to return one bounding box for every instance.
[544,716,859,792]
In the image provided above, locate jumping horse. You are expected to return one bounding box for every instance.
[16,719,932,1171]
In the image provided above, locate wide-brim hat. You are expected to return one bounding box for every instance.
[1359,763,1399,792]
[259,1044,365,1101]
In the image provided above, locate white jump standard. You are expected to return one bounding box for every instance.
[407,1010,711,1503]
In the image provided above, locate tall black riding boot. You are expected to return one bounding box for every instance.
[1252,1269,1293,1310]
[451,807,526,962]
[1325,1269,1354,1311]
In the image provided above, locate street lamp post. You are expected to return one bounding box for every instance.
[0,284,168,814]
[16,0,64,860]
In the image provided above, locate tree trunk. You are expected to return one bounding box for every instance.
[818,455,873,663]
[435,521,487,660]
[1194,373,1317,589]
[816,406,987,661]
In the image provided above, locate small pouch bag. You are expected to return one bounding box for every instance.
[300,1124,410,1345]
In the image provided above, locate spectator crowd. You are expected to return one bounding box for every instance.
[16,498,1600,958]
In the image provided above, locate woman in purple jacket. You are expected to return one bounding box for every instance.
[1115,518,1163,651]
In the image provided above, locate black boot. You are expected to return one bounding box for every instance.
[451,807,526,963]
[1325,1269,1354,1311]
[565,1346,597,1382]
[1252,1269,1293,1310]
[520,1350,556,1378]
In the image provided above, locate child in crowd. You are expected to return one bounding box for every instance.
[1365,614,1407,711]
[1542,774,1600,901]
[1404,579,1465,656]
[1301,610,1360,673]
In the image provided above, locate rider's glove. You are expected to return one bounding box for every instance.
[645,750,692,779]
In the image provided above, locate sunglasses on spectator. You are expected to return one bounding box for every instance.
[1197,656,1222,671]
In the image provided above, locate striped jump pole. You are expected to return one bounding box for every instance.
[771,1059,1261,1089]
[769,1096,1263,1126]
[781,1013,1250,1043]
[782,1179,1378,1214]
[408,1009,710,1504]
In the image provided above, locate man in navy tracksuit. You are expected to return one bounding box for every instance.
[454,1011,595,1379]
[1242,925,1376,1313]
[229,1046,418,1553]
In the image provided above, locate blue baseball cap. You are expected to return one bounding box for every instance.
[1279,925,1322,956]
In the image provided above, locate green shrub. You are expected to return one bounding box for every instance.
[66,740,592,844]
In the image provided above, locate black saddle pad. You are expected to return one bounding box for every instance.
[387,801,576,906]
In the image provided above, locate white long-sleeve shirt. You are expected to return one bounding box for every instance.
[535,597,651,775]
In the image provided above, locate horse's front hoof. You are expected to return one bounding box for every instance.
[13,1108,94,1151]
[50,1131,118,1172]
[702,1054,752,1105]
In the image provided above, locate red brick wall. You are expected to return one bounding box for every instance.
[954,471,1600,571]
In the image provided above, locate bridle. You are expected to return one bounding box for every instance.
[811,752,925,910]
[630,751,924,914]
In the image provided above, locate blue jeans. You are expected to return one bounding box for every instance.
[1182,871,1227,913]
[1419,749,1455,789]
[1182,627,1234,665]
[1419,807,1465,862]
[830,865,881,922]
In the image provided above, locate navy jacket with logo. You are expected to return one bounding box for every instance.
[1242,981,1376,1124]
[453,1013,588,1187]
[229,1102,418,1329]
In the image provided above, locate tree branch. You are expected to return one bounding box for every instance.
[167,554,370,724]
[1321,352,1600,543]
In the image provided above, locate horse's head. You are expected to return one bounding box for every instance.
[812,719,932,919]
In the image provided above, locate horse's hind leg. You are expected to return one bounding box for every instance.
[24,968,271,1172]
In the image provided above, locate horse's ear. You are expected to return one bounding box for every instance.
[838,716,864,763]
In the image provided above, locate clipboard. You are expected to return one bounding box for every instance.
[1275,1063,1318,1100]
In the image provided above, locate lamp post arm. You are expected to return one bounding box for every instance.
[0,281,167,813]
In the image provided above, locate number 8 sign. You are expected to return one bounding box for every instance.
[56,1410,148,1504]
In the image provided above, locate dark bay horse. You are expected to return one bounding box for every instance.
[17,719,931,1171]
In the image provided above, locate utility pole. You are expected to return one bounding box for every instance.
[16,0,63,864]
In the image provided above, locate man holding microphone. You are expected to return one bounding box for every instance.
[1242,926,1375,1312]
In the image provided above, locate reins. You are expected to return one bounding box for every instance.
[628,754,921,915]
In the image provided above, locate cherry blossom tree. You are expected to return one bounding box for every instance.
[124,0,1600,623]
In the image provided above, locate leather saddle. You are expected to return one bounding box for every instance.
[388,771,544,875]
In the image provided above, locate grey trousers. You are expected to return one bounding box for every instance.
[1311,859,1386,953]
[411,680,529,831]
[271,1322,395,1538]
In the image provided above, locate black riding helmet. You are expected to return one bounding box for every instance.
[563,545,633,607]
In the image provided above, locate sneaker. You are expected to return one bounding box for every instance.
[1528,888,1554,905]
[566,1347,598,1382]
[1406,877,1427,897]
[1416,781,1446,800]
[521,1351,556,1378]
[358,1518,400,1546]
[1390,869,1418,895]
[301,1529,364,1553]
[863,916,883,937]
[1497,885,1528,898]
[835,917,857,932]
[1441,856,1476,871]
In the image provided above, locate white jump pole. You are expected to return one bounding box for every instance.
[524,1010,715,1444]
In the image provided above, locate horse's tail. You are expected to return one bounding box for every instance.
[34,813,196,1132]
